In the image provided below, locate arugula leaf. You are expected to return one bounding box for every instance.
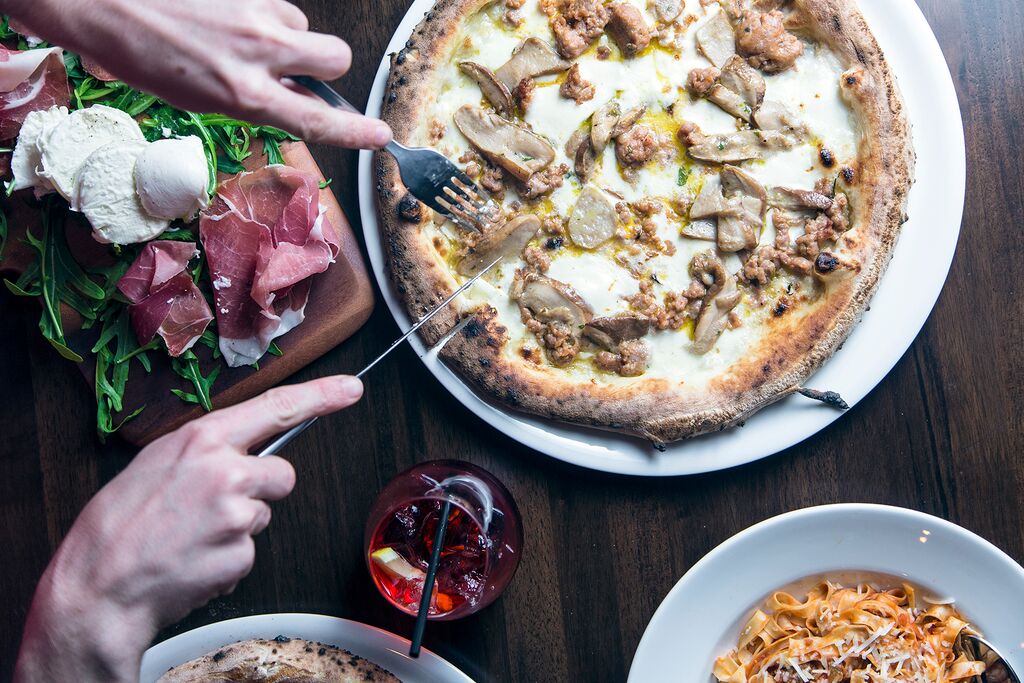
[157,226,197,241]
[183,112,219,196]
[91,307,156,437]
[95,345,146,441]
[263,136,284,166]
[170,388,201,404]
[4,278,38,297]
[268,341,283,357]
[217,156,246,174]
[170,350,220,412]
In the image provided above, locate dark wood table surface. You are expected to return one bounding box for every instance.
[2,1,1021,680]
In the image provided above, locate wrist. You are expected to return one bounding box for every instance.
[15,545,157,683]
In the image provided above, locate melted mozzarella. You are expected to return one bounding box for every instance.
[415,0,857,385]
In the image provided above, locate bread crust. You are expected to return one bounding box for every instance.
[375,0,914,445]
[155,637,400,682]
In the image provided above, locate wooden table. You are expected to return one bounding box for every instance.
[2,1,1021,680]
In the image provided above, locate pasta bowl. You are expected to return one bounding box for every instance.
[628,504,1024,681]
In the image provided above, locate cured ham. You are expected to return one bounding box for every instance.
[80,55,119,83]
[0,46,70,140]
[200,165,339,367]
[117,240,213,357]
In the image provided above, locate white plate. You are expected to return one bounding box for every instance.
[357,0,966,476]
[139,613,473,683]
[628,504,1024,681]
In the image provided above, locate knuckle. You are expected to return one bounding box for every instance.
[221,501,256,534]
[299,107,335,143]
[262,387,301,425]
[179,421,219,455]
[228,77,273,112]
[217,464,252,494]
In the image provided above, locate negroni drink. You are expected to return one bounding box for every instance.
[365,461,522,620]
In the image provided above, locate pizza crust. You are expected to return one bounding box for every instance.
[154,637,401,682]
[376,0,914,445]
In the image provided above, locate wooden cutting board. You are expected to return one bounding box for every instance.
[0,141,374,445]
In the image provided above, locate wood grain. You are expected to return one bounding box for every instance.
[1,1,1022,681]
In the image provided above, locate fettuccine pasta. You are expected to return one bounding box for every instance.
[714,581,985,682]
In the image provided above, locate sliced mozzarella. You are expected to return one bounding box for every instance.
[134,136,210,220]
[75,140,169,245]
[10,105,68,193]
[38,104,145,207]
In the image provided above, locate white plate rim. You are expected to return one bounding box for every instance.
[356,0,967,476]
[139,613,473,683]
[627,504,1024,681]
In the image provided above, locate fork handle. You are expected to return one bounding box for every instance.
[289,75,361,114]
[289,75,406,160]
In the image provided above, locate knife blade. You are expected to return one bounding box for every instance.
[255,254,504,456]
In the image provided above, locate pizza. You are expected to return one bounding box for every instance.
[155,637,401,682]
[376,0,913,445]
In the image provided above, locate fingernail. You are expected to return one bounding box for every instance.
[340,376,363,399]
[373,123,393,148]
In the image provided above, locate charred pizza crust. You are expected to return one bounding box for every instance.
[375,0,913,445]
[155,636,400,682]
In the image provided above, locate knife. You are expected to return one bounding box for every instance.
[255,254,503,456]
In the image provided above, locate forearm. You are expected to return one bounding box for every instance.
[14,546,156,683]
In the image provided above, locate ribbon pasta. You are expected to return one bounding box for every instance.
[714,582,986,682]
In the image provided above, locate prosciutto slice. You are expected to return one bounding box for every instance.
[117,241,214,357]
[199,165,339,367]
[0,45,70,140]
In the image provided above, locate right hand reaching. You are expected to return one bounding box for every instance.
[14,375,364,683]
[5,0,393,149]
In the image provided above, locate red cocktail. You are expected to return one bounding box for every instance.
[365,461,522,620]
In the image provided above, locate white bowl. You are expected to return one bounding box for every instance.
[139,614,472,683]
[628,504,1024,681]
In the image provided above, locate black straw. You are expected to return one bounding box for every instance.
[409,499,451,658]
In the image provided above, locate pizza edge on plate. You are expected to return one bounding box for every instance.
[375,0,914,444]
[154,636,400,682]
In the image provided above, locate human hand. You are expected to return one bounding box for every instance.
[6,0,391,149]
[13,375,364,683]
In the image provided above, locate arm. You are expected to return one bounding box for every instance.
[0,0,391,149]
[14,375,364,683]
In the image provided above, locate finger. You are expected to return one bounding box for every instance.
[277,32,352,81]
[211,537,256,595]
[254,84,393,149]
[195,375,364,449]
[249,500,273,535]
[244,454,296,502]
[269,0,309,31]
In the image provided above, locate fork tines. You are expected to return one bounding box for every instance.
[435,176,499,232]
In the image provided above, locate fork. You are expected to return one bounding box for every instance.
[289,75,499,231]
[955,633,1020,683]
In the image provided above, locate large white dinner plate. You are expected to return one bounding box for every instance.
[357,0,966,476]
[628,504,1024,681]
[139,613,473,683]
